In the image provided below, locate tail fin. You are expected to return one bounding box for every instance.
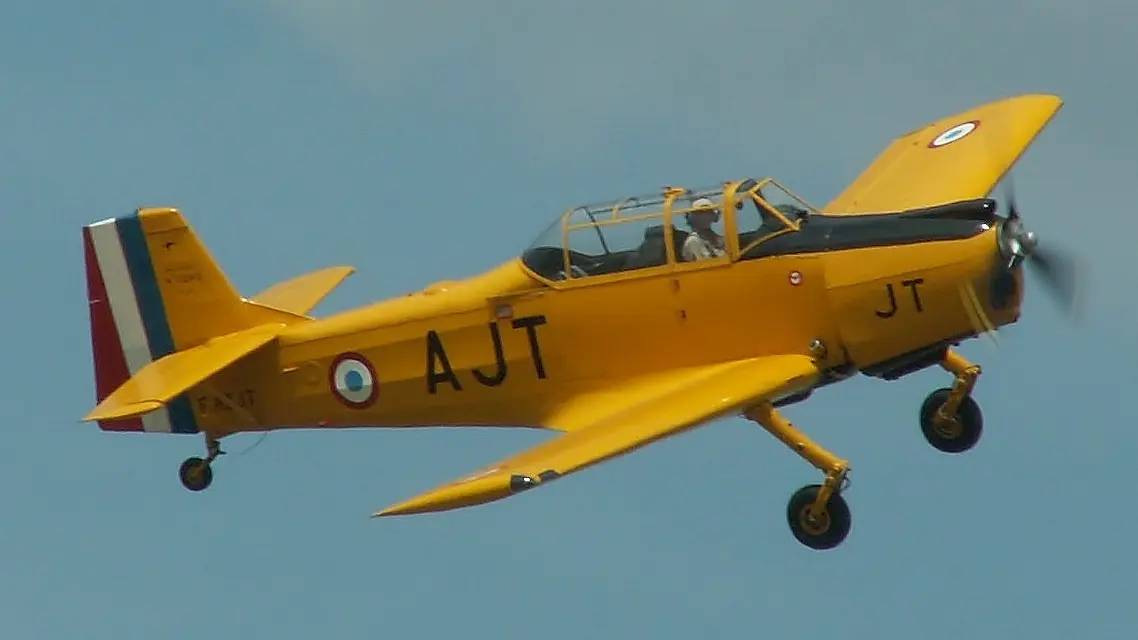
[82,207,306,433]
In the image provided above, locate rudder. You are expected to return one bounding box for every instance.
[83,207,266,434]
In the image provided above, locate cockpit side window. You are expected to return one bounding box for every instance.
[735,180,817,255]
[758,181,814,223]
[673,194,729,262]
[520,196,690,281]
[521,216,571,281]
[563,210,681,278]
[736,190,789,251]
[520,183,757,282]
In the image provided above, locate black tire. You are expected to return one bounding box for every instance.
[179,456,213,492]
[920,388,983,453]
[786,484,851,550]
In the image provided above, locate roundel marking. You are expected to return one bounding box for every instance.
[928,120,980,148]
[788,270,803,286]
[329,352,379,409]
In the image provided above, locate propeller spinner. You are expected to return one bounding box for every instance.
[991,178,1082,317]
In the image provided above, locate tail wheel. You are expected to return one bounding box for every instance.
[179,457,213,492]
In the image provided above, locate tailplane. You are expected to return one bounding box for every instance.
[249,265,355,316]
[81,207,345,433]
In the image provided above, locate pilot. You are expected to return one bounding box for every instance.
[682,197,726,261]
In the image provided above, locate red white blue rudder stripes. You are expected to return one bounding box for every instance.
[83,214,199,434]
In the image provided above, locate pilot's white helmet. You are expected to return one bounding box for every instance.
[686,196,720,227]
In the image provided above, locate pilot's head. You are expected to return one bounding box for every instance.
[686,197,720,231]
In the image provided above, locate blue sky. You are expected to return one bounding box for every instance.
[2,1,1135,637]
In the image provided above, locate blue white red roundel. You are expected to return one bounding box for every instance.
[330,352,378,408]
[928,120,979,148]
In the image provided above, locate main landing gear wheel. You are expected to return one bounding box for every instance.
[741,402,854,550]
[920,388,983,453]
[179,457,213,491]
[787,484,851,550]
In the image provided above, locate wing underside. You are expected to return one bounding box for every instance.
[823,94,1063,215]
[374,354,821,517]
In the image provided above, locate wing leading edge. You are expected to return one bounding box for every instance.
[823,93,1063,215]
[374,354,821,517]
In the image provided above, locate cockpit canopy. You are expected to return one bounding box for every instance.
[521,177,815,282]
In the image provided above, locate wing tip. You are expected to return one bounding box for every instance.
[370,475,516,518]
[83,399,164,422]
[1012,92,1064,116]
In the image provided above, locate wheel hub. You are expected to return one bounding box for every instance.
[799,506,831,535]
[933,410,963,439]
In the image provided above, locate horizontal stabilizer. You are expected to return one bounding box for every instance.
[250,266,355,316]
[83,325,284,422]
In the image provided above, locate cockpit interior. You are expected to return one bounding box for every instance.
[521,178,815,282]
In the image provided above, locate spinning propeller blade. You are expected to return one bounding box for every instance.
[993,173,1084,321]
[1029,245,1083,319]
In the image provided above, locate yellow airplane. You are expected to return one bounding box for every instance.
[81,93,1076,550]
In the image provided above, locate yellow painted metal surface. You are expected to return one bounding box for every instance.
[251,265,355,316]
[824,94,1062,213]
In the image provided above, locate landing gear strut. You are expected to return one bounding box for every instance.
[920,350,983,453]
[743,402,852,550]
[179,437,225,492]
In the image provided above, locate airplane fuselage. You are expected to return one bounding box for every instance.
[187,199,1023,440]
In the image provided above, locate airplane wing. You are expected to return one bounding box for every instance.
[822,94,1063,215]
[374,354,820,516]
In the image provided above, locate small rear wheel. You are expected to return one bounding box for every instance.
[786,484,851,550]
[179,456,213,492]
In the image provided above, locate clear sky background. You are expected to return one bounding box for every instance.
[2,1,1135,638]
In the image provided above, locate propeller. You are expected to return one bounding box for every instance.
[991,175,1083,319]
[958,174,1084,348]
